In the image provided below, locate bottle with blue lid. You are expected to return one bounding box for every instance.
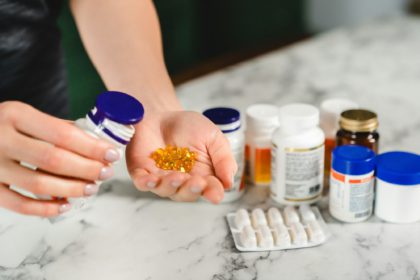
[329,145,376,223]
[70,91,144,213]
[76,91,144,151]
[203,107,245,202]
[374,151,420,223]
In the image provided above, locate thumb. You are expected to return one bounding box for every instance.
[207,129,238,189]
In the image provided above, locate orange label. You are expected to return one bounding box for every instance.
[349,176,373,184]
[331,169,345,182]
[254,148,271,183]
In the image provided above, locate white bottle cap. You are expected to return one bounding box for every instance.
[320,98,359,139]
[280,103,319,132]
[246,104,280,131]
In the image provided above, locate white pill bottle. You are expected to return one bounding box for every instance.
[375,151,420,223]
[203,107,245,202]
[271,103,325,205]
[329,145,375,223]
[245,104,280,186]
[70,91,144,212]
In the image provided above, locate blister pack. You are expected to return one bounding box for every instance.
[226,205,331,251]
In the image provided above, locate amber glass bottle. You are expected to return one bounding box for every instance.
[336,109,379,154]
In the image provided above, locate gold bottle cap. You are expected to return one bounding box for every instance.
[339,109,378,132]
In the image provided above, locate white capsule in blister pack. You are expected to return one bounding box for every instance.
[273,223,291,247]
[284,206,300,225]
[299,204,316,223]
[289,222,308,245]
[256,225,274,248]
[226,205,330,252]
[240,225,257,248]
[267,207,283,227]
[306,220,324,243]
[251,208,267,228]
[235,209,251,230]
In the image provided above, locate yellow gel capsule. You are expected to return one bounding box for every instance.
[150,145,197,172]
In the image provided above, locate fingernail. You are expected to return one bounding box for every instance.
[190,186,203,194]
[105,149,120,162]
[99,166,114,180]
[59,203,71,213]
[212,193,223,204]
[171,181,181,188]
[146,181,156,189]
[84,184,99,196]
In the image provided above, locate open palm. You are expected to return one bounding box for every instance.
[126,111,237,203]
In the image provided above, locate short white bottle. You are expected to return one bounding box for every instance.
[203,107,245,202]
[67,91,144,214]
[271,103,325,205]
[245,104,280,187]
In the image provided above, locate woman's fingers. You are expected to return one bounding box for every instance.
[0,161,98,198]
[0,183,71,217]
[170,175,206,202]
[207,129,238,189]
[131,168,161,191]
[6,132,113,181]
[0,101,119,164]
[202,176,224,204]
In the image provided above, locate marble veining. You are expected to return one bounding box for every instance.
[1,16,420,280]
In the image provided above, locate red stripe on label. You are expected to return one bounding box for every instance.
[349,176,373,184]
[331,169,345,182]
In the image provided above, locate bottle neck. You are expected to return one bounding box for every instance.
[216,120,241,133]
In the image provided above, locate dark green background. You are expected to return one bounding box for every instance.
[59,1,305,119]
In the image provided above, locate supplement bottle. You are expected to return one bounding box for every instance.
[329,145,375,223]
[319,98,358,194]
[203,107,245,202]
[245,104,280,186]
[71,91,144,212]
[271,103,325,205]
[375,151,420,223]
[336,109,379,154]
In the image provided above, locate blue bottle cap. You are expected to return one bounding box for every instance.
[332,145,376,175]
[376,151,420,185]
[94,91,144,125]
[203,107,241,133]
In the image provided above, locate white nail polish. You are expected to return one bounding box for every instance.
[190,186,202,193]
[146,181,156,189]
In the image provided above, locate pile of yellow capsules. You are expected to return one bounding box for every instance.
[151,145,197,173]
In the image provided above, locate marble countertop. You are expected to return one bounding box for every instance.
[1,16,420,280]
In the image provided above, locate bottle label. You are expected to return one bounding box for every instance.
[284,145,324,201]
[271,143,324,202]
[254,148,271,184]
[329,169,374,222]
[245,145,250,181]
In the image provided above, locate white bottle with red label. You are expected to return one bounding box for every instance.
[329,145,375,223]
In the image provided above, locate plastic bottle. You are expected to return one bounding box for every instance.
[245,104,280,186]
[271,103,325,205]
[375,151,420,223]
[69,91,144,213]
[329,145,375,223]
[319,98,358,194]
[203,107,245,202]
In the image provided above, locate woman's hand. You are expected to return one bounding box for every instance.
[126,110,237,204]
[0,101,119,217]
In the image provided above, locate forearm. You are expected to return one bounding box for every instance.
[70,0,182,113]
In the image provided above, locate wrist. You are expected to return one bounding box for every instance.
[116,85,183,115]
